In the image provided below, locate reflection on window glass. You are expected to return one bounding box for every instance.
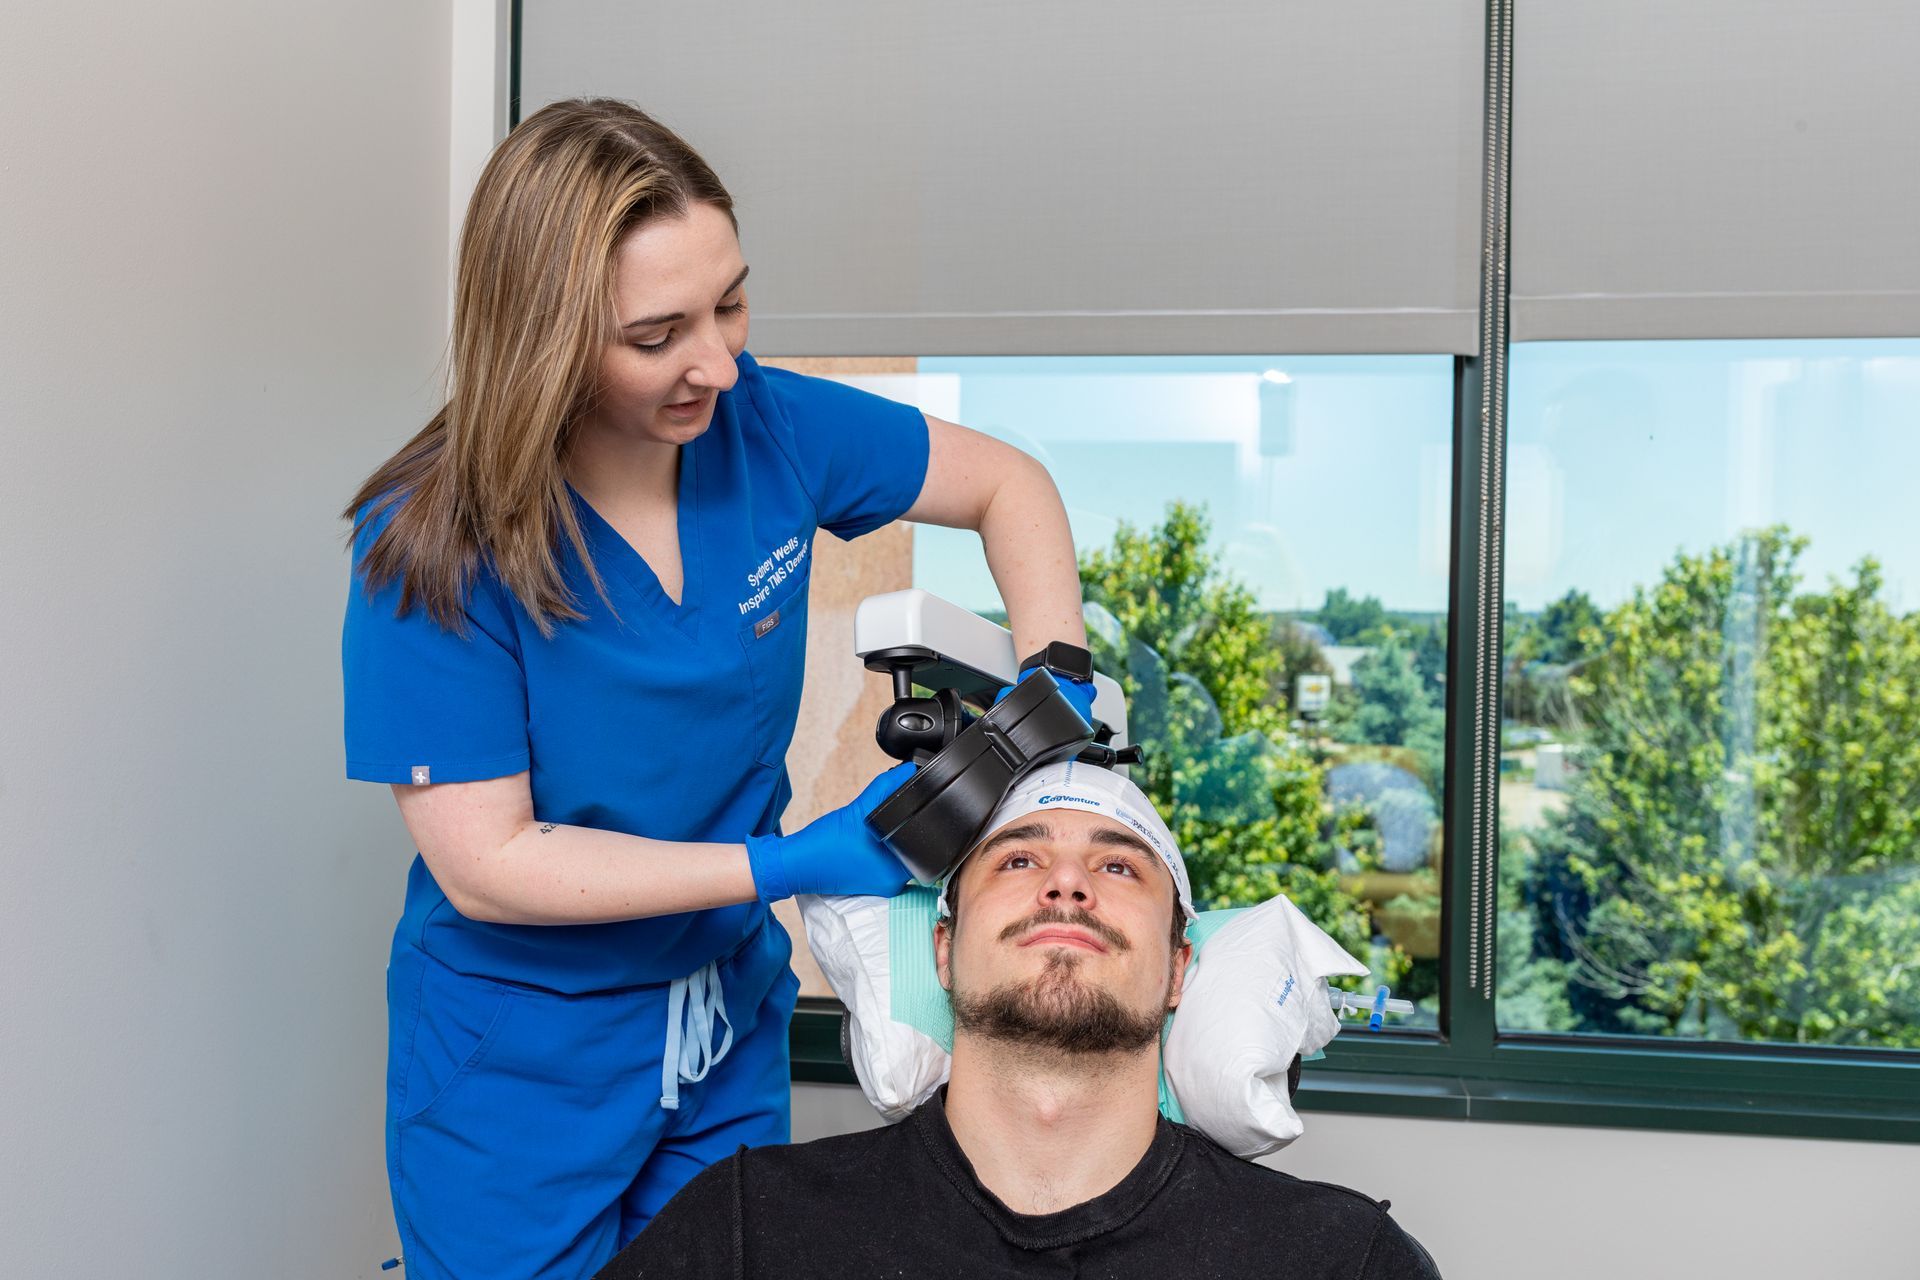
[1499,340,1920,1049]
[906,356,1455,1030]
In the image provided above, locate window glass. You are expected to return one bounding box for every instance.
[1498,339,1920,1049]
[914,355,1457,1029]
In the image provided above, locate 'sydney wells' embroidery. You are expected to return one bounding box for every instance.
[737,534,809,615]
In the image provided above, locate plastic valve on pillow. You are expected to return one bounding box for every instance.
[1329,986,1415,1030]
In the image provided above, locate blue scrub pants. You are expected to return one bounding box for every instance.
[383,920,798,1280]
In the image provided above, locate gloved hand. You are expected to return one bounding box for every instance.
[744,762,917,902]
[994,665,1099,727]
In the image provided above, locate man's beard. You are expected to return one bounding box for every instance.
[950,910,1168,1056]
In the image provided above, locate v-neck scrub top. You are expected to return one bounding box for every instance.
[343,352,930,994]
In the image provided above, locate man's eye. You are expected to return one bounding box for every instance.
[1000,853,1035,870]
[1101,859,1139,877]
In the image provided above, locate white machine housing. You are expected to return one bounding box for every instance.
[852,589,1130,771]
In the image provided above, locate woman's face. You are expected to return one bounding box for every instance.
[578,201,750,449]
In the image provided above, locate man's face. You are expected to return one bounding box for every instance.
[934,808,1191,1055]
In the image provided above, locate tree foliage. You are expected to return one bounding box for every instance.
[1078,503,1407,984]
[1343,634,1446,790]
[1269,617,1334,715]
[1070,502,1917,1048]
[1512,589,1605,667]
[1523,528,1920,1047]
[1317,587,1388,644]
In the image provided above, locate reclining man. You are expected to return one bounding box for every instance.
[597,760,1442,1278]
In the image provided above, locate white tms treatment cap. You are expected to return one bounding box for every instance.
[937,759,1197,922]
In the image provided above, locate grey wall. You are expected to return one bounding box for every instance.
[796,1083,1918,1277]
[0,3,456,1275]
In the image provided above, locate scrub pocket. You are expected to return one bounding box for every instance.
[389,947,518,1131]
[737,569,811,769]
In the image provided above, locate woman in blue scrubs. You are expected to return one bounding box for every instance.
[341,99,1093,1280]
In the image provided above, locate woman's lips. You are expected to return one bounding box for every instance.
[661,393,712,421]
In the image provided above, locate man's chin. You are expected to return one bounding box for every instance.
[951,970,1165,1056]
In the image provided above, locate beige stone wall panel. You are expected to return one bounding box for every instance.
[761,357,918,996]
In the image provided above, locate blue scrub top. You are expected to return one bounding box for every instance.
[343,352,930,993]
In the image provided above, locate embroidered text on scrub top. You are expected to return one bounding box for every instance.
[738,534,810,615]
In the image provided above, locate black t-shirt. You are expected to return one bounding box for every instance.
[596,1095,1442,1279]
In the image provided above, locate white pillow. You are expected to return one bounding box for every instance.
[797,888,951,1121]
[799,886,1368,1152]
[1162,893,1370,1158]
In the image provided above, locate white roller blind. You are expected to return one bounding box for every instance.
[1511,0,1920,341]
[520,1,1485,356]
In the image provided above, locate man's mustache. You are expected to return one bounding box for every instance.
[998,905,1130,952]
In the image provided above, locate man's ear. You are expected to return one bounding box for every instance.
[1166,939,1194,1011]
[933,919,954,992]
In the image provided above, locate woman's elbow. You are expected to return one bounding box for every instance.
[445,886,512,924]
[422,846,526,925]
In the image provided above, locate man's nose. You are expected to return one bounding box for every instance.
[1040,861,1094,908]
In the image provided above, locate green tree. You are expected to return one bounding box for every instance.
[1527,529,1920,1047]
[1079,503,1407,987]
[1343,634,1446,788]
[1268,616,1333,715]
[1409,619,1447,697]
[1496,830,1578,1032]
[1535,589,1604,665]
[1510,589,1604,667]
[1318,587,1387,644]
[1504,591,1604,731]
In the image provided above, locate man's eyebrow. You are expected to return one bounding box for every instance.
[972,821,1053,860]
[971,820,1157,865]
[621,264,750,331]
[1088,825,1160,862]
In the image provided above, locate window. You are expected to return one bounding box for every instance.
[908,355,1456,1031]
[1498,340,1920,1051]
[783,347,1920,1142]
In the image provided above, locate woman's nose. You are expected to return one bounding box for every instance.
[684,324,739,393]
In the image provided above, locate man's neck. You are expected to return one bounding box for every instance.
[941,1035,1163,1216]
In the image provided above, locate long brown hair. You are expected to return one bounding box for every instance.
[343,98,735,636]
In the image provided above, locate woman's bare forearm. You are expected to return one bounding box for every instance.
[458,822,758,925]
[903,419,1087,663]
[391,775,759,926]
[979,453,1088,660]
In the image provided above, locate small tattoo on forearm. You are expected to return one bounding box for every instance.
[539,823,557,834]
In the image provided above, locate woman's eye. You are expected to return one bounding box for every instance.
[717,299,747,316]
[633,334,671,353]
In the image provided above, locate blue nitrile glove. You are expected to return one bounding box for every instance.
[744,761,917,902]
[995,665,1099,727]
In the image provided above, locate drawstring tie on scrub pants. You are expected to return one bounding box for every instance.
[661,959,734,1110]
